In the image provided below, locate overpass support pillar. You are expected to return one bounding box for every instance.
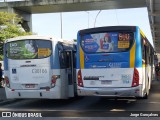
[0,7,32,32]
[14,9,32,32]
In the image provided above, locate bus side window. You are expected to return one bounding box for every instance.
[59,51,67,69]
[66,52,71,68]
[142,37,149,65]
[146,45,150,65]
[57,43,67,69]
[142,45,146,64]
[143,45,149,65]
[73,51,76,69]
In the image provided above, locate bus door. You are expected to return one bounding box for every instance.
[58,43,75,98]
[73,50,77,96]
[65,50,75,97]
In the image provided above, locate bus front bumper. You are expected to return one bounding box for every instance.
[5,87,61,99]
[77,85,143,98]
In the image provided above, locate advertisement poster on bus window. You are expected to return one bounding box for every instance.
[82,32,118,53]
[81,32,131,53]
[7,40,38,59]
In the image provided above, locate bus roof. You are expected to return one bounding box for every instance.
[78,26,137,35]
[4,35,63,43]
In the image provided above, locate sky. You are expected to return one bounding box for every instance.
[0,0,153,46]
[32,7,153,46]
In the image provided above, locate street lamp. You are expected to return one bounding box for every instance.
[94,10,101,27]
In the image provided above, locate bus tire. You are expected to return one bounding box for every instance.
[143,79,150,99]
[143,92,148,99]
[136,92,148,99]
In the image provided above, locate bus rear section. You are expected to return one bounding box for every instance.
[77,26,149,98]
[4,37,60,99]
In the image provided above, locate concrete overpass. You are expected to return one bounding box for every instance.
[147,0,160,53]
[0,0,159,53]
[0,0,147,13]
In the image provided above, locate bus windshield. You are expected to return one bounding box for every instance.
[81,32,134,53]
[6,39,52,59]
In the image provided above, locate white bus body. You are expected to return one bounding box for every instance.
[4,35,76,99]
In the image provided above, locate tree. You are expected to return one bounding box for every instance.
[73,39,77,42]
[0,12,32,60]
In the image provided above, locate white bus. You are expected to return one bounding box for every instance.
[4,35,77,99]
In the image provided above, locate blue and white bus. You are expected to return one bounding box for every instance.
[4,35,76,99]
[76,26,154,98]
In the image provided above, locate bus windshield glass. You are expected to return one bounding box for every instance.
[6,39,52,59]
[81,32,134,53]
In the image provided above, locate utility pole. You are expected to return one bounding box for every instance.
[60,12,63,39]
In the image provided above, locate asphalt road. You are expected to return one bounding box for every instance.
[0,80,160,119]
[0,87,6,101]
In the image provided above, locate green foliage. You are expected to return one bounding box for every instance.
[73,39,77,42]
[0,40,3,55]
[0,12,32,60]
[0,12,21,25]
[0,23,32,41]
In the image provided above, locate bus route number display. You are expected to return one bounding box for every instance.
[118,33,130,48]
[38,48,50,58]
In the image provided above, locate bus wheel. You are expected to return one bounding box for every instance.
[143,80,150,99]
[143,92,148,99]
[136,92,148,99]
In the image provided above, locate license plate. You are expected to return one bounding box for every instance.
[101,80,112,85]
[25,84,35,88]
